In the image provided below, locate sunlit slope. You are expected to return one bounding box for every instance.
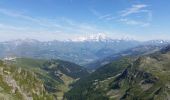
[65,45,170,100]
[0,58,89,100]
[0,60,53,100]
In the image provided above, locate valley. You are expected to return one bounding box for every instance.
[0,58,89,100]
[0,0,169,100]
[0,38,170,100]
[0,41,170,100]
[65,45,170,100]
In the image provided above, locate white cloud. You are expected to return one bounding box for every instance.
[0,8,39,22]
[0,23,68,41]
[121,4,148,17]
[98,14,111,19]
[0,8,111,41]
[0,7,161,41]
[0,23,34,32]
[119,4,152,27]
[119,18,150,27]
[99,14,116,21]
[60,18,104,34]
[90,8,116,21]
[0,8,64,28]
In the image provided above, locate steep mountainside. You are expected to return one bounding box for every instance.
[65,45,170,100]
[0,58,89,100]
[64,58,134,100]
[0,60,53,100]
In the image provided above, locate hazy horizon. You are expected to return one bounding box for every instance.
[1,33,170,42]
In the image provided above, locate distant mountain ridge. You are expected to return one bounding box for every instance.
[0,37,169,67]
[0,38,141,66]
[86,44,165,70]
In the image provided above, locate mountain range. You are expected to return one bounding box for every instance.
[0,36,170,100]
[0,34,169,68]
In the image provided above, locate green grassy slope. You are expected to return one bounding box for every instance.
[0,58,89,100]
[0,60,53,100]
[65,45,170,100]
[64,57,134,100]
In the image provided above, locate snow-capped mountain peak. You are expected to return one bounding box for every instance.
[68,33,111,42]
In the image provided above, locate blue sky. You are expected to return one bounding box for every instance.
[0,0,169,41]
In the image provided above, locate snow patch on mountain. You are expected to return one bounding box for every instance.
[68,33,108,42]
[67,33,134,42]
